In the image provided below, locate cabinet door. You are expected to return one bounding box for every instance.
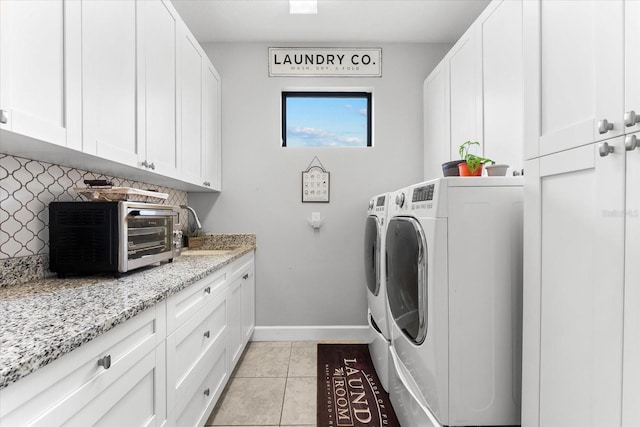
[137,0,179,178]
[0,0,80,148]
[625,0,640,135]
[82,0,138,165]
[523,0,624,159]
[202,60,222,190]
[479,0,523,173]
[241,266,255,343]
[63,346,165,427]
[446,26,482,159]
[227,279,243,369]
[423,62,449,181]
[622,130,640,426]
[179,29,205,185]
[522,138,625,426]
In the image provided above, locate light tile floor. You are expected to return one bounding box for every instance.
[205,341,317,427]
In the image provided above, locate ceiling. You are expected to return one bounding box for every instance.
[170,0,491,44]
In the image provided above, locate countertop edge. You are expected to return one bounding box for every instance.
[0,244,255,391]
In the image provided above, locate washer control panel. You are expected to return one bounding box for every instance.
[411,184,435,210]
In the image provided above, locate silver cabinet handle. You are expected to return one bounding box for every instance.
[0,109,7,124]
[204,286,211,294]
[204,330,210,338]
[141,160,149,168]
[149,162,155,170]
[203,388,210,396]
[242,273,249,280]
[598,119,614,134]
[599,141,615,157]
[98,354,112,369]
[625,111,640,127]
[625,135,639,151]
[203,181,211,187]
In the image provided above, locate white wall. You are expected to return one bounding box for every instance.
[189,42,450,330]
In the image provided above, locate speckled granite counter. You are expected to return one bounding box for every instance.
[0,234,255,390]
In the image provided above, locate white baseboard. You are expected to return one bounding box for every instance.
[251,325,370,342]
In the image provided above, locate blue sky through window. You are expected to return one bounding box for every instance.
[283,93,370,147]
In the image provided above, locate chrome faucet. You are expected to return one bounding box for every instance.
[180,205,202,230]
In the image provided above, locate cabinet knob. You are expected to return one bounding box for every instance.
[242,273,249,280]
[599,141,615,157]
[598,119,614,134]
[204,286,211,294]
[203,388,210,397]
[204,330,210,338]
[149,162,155,170]
[625,111,640,127]
[0,109,7,124]
[141,160,149,168]
[625,135,639,151]
[203,181,210,187]
[97,354,111,370]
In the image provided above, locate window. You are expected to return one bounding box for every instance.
[281,91,372,147]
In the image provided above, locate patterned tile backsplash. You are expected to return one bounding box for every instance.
[0,153,188,286]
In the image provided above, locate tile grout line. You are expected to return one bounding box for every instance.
[279,342,294,426]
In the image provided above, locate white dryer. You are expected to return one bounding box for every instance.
[385,177,523,427]
[364,193,391,391]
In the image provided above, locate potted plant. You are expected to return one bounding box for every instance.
[458,141,494,176]
[184,226,205,249]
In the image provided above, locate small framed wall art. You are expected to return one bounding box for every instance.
[302,157,330,203]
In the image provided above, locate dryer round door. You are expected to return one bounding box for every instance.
[364,215,381,296]
[386,216,428,344]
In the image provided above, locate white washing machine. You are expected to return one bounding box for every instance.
[364,192,391,391]
[385,177,523,427]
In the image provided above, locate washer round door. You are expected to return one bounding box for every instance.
[385,216,428,344]
[364,215,381,296]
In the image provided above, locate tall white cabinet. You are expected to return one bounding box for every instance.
[522,1,640,426]
[423,0,523,180]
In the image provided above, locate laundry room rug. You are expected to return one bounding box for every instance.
[317,343,400,427]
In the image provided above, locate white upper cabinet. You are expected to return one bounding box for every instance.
[179,29,205,185]
[479,0,523,172]
[137,0,180,178]
[203,62,222,191]
[81,0,139,166]
[523,0,625,159]
[625,1,640,135]
[423,62,449,180]
[0,0,81,149]
[446,27,482,160]
[423,0,523,179]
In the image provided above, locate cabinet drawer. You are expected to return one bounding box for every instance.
[0,305,163,426]
[230,252,254,280]
[167,266,228,334]
[175,334,228,427]
[171,291,227,389]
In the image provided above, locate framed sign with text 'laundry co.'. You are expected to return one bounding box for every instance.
[269,48,382,77]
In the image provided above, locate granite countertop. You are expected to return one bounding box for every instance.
[0,234,255,391]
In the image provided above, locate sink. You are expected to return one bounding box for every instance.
[181,249,234,256]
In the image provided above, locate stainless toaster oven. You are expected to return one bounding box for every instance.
[49,201,180,277]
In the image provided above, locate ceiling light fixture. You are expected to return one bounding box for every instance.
[289,0,317,15]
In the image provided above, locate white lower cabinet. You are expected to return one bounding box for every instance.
[166,251,255,426]
[0,303,167,426]
[0,251,255,427]
[523,139,626,426]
